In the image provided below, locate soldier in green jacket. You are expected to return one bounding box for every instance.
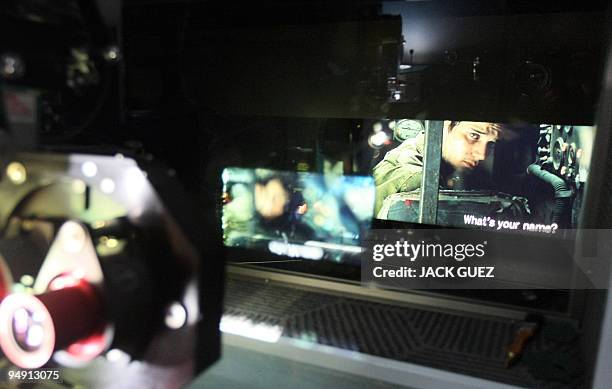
[372,121,502,216]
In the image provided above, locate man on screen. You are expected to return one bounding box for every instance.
[372,120,502,216]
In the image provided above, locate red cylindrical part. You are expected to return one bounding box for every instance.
[0,256,11,302]
[0,276,8,301]
[36,280,105,350]
[0,278,105,368]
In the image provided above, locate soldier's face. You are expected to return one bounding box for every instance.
[442,122,498,170]
[255,178,289,219]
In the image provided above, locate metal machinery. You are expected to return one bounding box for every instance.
[0,1,223,387]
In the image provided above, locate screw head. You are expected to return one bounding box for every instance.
[0,54,25,79]
[103,46,121,62]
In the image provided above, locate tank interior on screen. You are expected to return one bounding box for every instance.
[219,117,594,261]
[371,120,594,231]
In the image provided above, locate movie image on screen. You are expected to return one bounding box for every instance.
[370,120,594,234]
[221,167,375,262]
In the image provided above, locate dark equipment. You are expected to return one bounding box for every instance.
[2,1,612,389]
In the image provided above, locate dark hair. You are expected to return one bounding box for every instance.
[255,174,311,237]
[445,121,503,137]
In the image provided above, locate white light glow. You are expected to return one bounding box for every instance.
[164,302,187,330]
[369,131,390,148]
[26,324,44,348]
[220,315,282,343]
[106,348,130,364]
[100,178,116,194]
[124,167,147,204]
[6,162,27,185]
[105,238,118,248]
[268,241,324,260]
[19,275,34,287]
[304,240,364,254]
[81,161,98,178]
[13,308,29,334]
